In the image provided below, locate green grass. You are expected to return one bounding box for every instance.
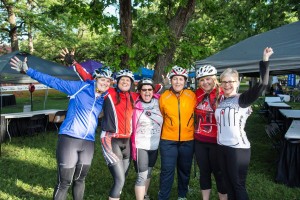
[1,94,300,199]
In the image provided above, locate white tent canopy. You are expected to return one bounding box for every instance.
[195,21,300,77]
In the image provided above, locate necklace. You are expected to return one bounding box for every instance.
[96,88,102,94]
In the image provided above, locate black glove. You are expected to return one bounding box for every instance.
[64,53,75,65]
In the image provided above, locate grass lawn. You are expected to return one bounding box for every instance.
[1,90,300,199]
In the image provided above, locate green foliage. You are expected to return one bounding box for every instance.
[1,0,299,74]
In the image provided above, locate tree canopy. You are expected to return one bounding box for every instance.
[1,0,299,82]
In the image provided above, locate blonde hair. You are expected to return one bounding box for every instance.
[220,68,239,81]
[198,75,220,87]
[211,75,220,87]
[198,75,222,109]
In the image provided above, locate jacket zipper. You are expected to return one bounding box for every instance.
[178,97,181,141]
[124,93,128,137]
[84,95,97,139]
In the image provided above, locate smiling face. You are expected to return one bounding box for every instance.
[220,68,239,97]
[96,77,111,93]
[140,85,154,102]
[220,76,239,97]
[117,76,132,92]
[171,75,186,93]
[198,75,216,92]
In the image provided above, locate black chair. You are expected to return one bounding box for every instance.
[26,114,47,136]
[254,98,268,121]
[265,123,284,154]
[52,111,67,131]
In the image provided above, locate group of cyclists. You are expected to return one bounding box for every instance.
[10,46,274,200]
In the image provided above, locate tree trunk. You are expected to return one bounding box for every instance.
[28,24,34,54]
[27,0,34,54]
[153,0,196,83]
[119,0,132,69]
[3,1,19,51]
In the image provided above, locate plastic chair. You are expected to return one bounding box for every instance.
[52,111,67,131]
[26,114,47,136]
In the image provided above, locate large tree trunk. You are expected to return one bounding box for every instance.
[27,0,34,54]
[119,0,132,69]
[3,0,19,51]
[153,0,196,83]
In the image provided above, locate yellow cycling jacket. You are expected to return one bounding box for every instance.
[159,88,196,141]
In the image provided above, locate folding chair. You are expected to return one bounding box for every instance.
[26,114,47,136]
[52,110,67,132]
[254,98,268,121]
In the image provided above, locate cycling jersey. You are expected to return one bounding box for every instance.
[131,94,163,161]
[27,68,108,141]
[101,87,139,138]
[194,87,223,143]
[159,88,196,141]
[215,61,269,148]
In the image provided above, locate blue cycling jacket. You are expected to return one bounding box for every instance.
[27,68,108,141]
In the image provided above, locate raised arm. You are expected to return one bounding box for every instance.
[10,56,87,96]
[60,48,93,81]
[72,63,93,81]
[239,47,274,108]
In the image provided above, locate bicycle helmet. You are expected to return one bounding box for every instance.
[137,78,155,91]
[196,65,217,79]
[116,69,135,82]
[168,65,188,79]
[93,66,114,80]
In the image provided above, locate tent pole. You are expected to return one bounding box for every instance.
[0,83,2,113]
[30,92,33,111]
[44,87,49,109]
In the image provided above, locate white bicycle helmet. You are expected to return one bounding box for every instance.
[196,65,217,79]
[116,69,135,82]
[168,65,188,79]
[93,66,114,80]
[137,78,155,90]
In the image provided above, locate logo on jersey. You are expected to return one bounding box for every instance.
[145,111,151,116]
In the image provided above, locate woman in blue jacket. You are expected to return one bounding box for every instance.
[10,56,113,200]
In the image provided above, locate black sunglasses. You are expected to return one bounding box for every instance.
[141,88,153,92]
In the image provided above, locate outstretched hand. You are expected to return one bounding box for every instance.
[10,56,29,74]
[263,47,274,61]
[60,48,76,65]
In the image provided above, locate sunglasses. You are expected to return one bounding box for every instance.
[141,88,153,92]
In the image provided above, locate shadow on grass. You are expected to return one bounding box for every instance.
[0,157,56,199]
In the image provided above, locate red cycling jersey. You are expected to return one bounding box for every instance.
[72,63,138,138]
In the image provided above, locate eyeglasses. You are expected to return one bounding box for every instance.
[141,88,153,92]
[221,81,237,85]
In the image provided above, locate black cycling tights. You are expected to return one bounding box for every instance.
[53,135,94,200]
[108,159,130,198]
[53,164,91,200]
